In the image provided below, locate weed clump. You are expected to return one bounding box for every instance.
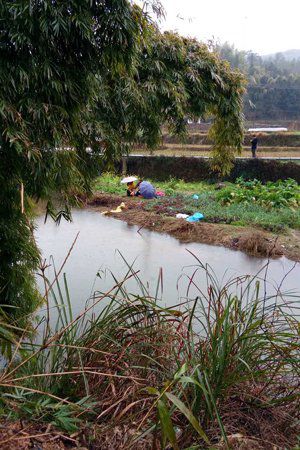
[0,259,298,449]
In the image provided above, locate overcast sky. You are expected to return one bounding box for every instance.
[156,0,300,55]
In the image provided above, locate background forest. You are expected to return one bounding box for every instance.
[215,43,300,120]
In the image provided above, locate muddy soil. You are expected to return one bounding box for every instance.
[86,194,300,262]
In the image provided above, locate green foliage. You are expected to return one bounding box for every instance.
[157,178,210,196]
[96,30,245,172]
[0,0,146,323]
[200,197,300,231]
[216,178,300,208]
[2,392,84,433]
[93,172,126,195]
[186,189,300,231]
[0,178,41,324]
[157,395,180,450]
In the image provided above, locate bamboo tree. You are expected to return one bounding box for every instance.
[93,28,245,170]
[0,0,144,323]
[0,1,245,325]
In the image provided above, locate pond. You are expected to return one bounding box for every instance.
[35,209,299,320]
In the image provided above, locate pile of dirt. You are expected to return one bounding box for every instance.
[235,232,284,258]
[87,193,125,208]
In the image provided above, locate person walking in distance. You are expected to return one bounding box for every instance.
[251,135,258,158]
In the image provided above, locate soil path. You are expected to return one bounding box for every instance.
[87,193,300,262]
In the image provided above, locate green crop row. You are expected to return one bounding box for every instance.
[216,177,300,208]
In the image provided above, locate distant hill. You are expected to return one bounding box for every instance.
[263,49,300,61]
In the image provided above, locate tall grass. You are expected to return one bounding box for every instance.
[149,260,300,448]
[0,257,299,449]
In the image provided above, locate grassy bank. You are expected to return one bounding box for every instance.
[0,260,299,449]
[93,174,300,233]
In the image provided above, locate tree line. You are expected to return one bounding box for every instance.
[214,42,300,120]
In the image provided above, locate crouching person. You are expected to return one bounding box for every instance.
[135,180,156,199]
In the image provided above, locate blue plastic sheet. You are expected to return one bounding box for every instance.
[186,212,204,222]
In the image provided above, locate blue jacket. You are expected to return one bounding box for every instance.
[139,181,156,199]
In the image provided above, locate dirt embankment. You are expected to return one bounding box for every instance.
[163,131,300,147]
[86,193,300,262]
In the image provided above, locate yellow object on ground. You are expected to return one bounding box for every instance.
[110,202,126,213]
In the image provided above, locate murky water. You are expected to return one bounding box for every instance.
[35,209,300,320]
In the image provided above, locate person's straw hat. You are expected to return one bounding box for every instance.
[121,176,138,184]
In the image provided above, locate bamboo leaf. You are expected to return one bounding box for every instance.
[157,398,179,450]
[165,392,210,444]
